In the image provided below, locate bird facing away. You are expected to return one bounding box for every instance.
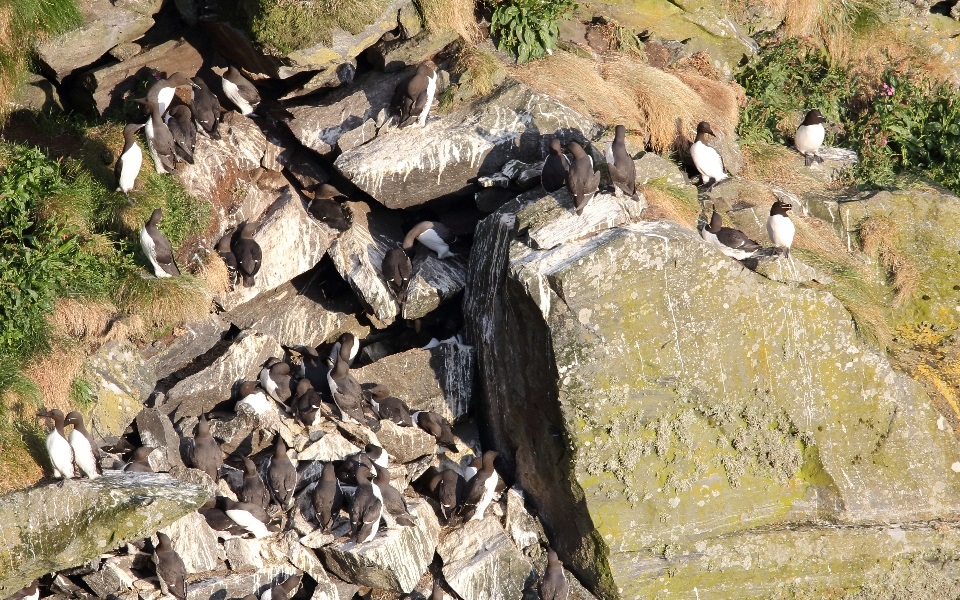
[153,532,187,600]
[123,446,155,472]
[350,466,384,544]
[165,105,197,165]
[305,185,351,231]
[605,125,638,200]
[796,109,827,166]
[430,468,465,523]
[135,96,177,175]
[403,221,457,259]
[412,410,459,453]
[188,414,223,481]
[312,462,344,532]
[455,450,500,523]
[216,232,239,288]
[115,123,144,198]
[541,138,570,193]
[327,356,366,424]
[705,207,762,260]
[374,466,416,526]
[382,247,413,298]
[219,66,261,116]
[38,409,74,480]
[766,199,795,258]
[539,546,570,600]
[140,208,181,278]
[232,222,262,287]
[191,76,222,139]
[393,60,438,128]
[240,456,270,509]
[267,436,297,509]
[565,141,600,215]
[690,121,727,192]
[64,411,101,479]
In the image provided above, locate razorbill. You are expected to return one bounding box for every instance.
[367,384,413,426]
[605,124,638,199]
[135,96,177,174]
[147,71,196,118]
[123,446,155,472]
[216,232,239,289]
[374,466,415,526]
[37,409,74,480]
[188,414,223,481]
[690,121,727,192]
[412,410,458,453]
[312,462,344,532]
[565,141,600,215]
[267,436,297,509]
[541,138,570,193]
[165,105,196,165]
[115,123,144,199]
[152,532,187,600]
[140,208,180,278]
[220,497,272,538]
[232,222,262,287]
[705,207,762,260]
[218,66,260,116]
[455,450,500,522]
[64,411,101,479]
[539,546,570,600]
[199,498,246,536]
[190,76,222,139]
[766,199,795,258]
[796,109,827,166]
[403,221,457,259]
[382,247,413,297]
[240,456,270,509]
[350,466,384,543]
[393,60,437,128]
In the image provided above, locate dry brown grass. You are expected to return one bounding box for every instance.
[25,349,83,414]
[48,298,115,344]
[418,0,480,43]
[118,274,211,333]
[640,180,700,229]
[858,215,920,306]
[512,50,740,155]
[741,142,822,190]
[201,253,232,296]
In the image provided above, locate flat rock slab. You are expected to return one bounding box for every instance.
[86,339,155,446]
[351,343,475,422]
[36,0,163,82]
[163,331,283,419]
[402,253,469,321]
[437,517,533,600]
[216,187,340,311]
[186,565,300,600]
[142,314,232,380]
[334,79,599,209]
[512,189,646,251]
[158,511,219,573]
[0,473,207,595]
[134,407,184,472]
[318,499,440,593]
[374,420,436,464]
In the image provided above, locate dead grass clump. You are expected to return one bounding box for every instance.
[741,142,820,190]
[25,349,84,414]
[640,179,700,228]
[201,253,232,296]
[417,0,480,43]
[118,274,211,333]
[48,298,116,346]
[857,215,920,306]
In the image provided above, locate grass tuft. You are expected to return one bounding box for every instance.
[117,274,211,335]
[640,178,700,228]
[417,0,481,42]
[857,216,920,306]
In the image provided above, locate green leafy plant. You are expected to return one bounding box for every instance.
[490,0,577,64]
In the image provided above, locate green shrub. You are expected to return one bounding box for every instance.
[490,0,576,64]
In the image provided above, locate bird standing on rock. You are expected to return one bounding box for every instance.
[140,208,181,278]
[216,232,239,288]
[565,141,600,215]
[240,456,270,509]
[766,199,795,258]
[605,124,639,200]
[189,414,223,481]
[327,356,366,424]
[65,411,101,479]
[293,378,324,426]
[704,207,762,260]
[313,462,344,532]
[166,105,197,165]
[455,450,500,523]
[413,410,459,453]
[393,60,438,128]
[350,465,384,544]
[327,332,359,368]
[115,123,144,199]
[539,546,570,600]
[796,109,827,166]
[37,409,74,481]
[367,384,413,426]
[690,121,727,192]
[152,532,187,600]
[135,96,177,174]
[382,247,413,299]
[232,222,262,288]
[260,358,293,404]
[430,468,465,523]
[541,138,570,193]
[374,466,416,527]
[403,221,457,259]
[267,436,297,509]
[220,497,272,538]
[305,184,351,231]
[147,71,196,118]
[191,76,222,139]
[218,66,261,117]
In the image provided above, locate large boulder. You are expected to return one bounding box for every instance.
[402,253,469,321]
[0,473,207,595]
[437,517,534,600]
[464,197,960,596]
[333,79,599,209]
[35,0,164,82]
[86,340,155,446]
[142,314,232,380]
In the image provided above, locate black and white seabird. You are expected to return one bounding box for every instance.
[115,123,144,199]
[267,437,297,509]
[374,466,415,526]
[64,411,101,479]
[350,466,384,544]
[216,232,239,288]
[539,546,570,600]
[199,498,246,536]
[218,66,261,117]
[698,207,721,247]
[232,222,262,287]
[37,409,74,480]
[766,199,795,258]
[412,410,459,453]
[141,208,181,278]
[464,455,481,481]
[8,581,38,600]
[382,247,413,298]
[312,462,344,532]
[305,184,351,231]
[220,497,272,538]
[327,356,366,424]
[135,96,177,174]
[327,332,359,368]
[541,138,570,193]
[190,76,222,139]
[123,446,155,472]
[240,456,270,509]
[455,450,500,522]
[235,380,274,418]
[690,121,727,192]
[367,384,413,426]
[293,378,324,427]
[165,105,197,165]
[796,109,827,166]
[153,532,187,600]
[403,221,457,259]
[363,443,389,471]
[188,414,223,481]
[260,358,293,404]
[147,71,196,118]
[429,469,464,523]
[566,142,600,215]
[261,575,301,600]
[704,207,762,260]
[393,60,438,128]
[605,125,639,200]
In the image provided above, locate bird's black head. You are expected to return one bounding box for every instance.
[770,199,793,216]
[803,109,827,126]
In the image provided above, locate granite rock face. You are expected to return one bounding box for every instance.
[437,518,533,600]
[85,340,155,445]
[0,473,207,595]
[334,79,599,209]
[465,196,960,597]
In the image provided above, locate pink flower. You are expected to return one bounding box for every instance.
[879,137,888,146]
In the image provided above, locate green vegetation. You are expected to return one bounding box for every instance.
[490,0,576,64]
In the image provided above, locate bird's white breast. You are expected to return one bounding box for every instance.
[47,431,74,478]
[417,228,454,259]
[690,141,726,182]
[418,72,438,127]
[119,144,143,193]
[795,123,825,155]
[766,213,796,248]
[225,509,270,538]
[157,87,175,117]
[69,430,99,479]
[471,472,499,520]
[236,390,273,416]
[222,78,254,116]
